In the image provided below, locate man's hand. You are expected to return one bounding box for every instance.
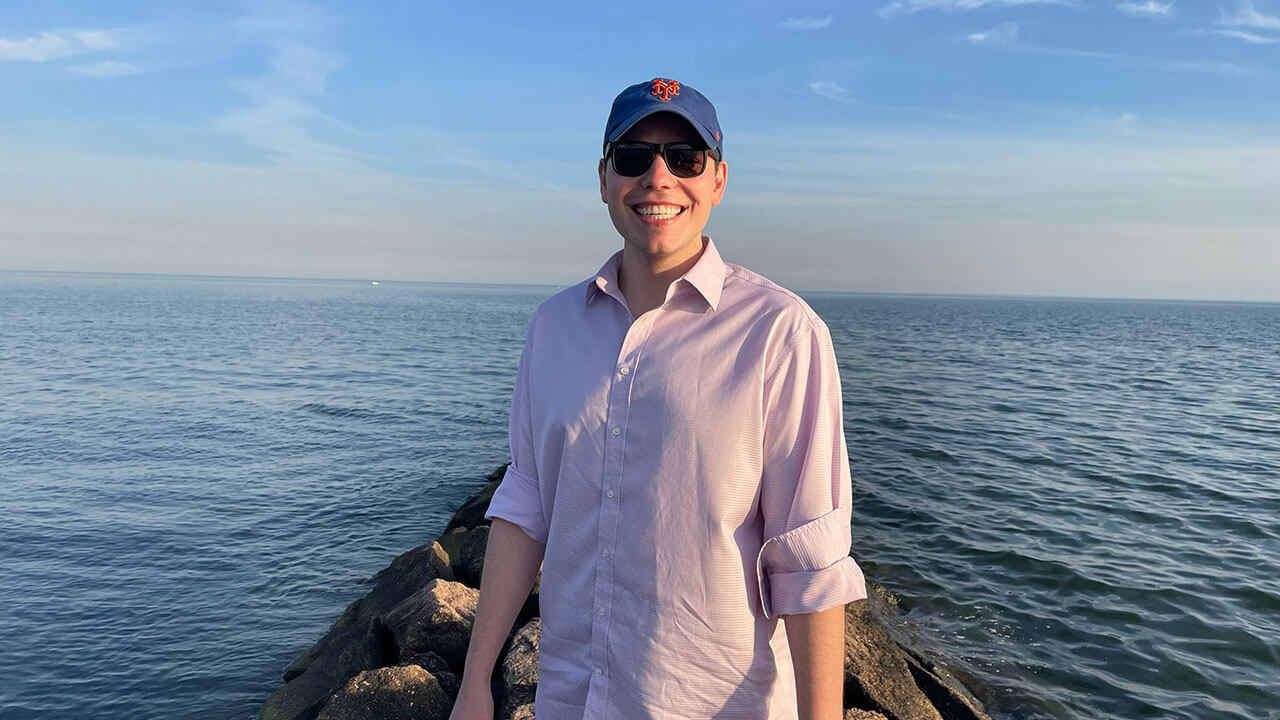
[447,677,494,720]
[784,604,846,720]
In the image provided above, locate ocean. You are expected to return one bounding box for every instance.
[1,272,1276,719]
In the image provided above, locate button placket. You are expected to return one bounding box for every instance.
[586,314,651,706]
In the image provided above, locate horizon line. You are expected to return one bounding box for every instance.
[2,267,1277,307]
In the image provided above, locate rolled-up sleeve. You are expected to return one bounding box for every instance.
[485,320,549,544]
[757,317,867,618]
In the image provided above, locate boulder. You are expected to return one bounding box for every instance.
[901,649,990,720]
[502,703,535,720]
[846,710,890,720]
[501,618,540,715]
[279,541,452,685]
[401,650,461,701]
[384,578,479,670]
[316,665,450,720]
[843,599,943,720]
[457,524,490,586]
[361,540,455,618]
[260,617,396,720]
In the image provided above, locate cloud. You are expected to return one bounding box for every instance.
[1207,28,1279,42]
[968,21,1020,48]
[69,60,144,78]
[1163,58,1255,73]
[73,30,119,50]
[966,23,1254,73]
[809,80,854,102]
[0,32,75,62]
[880,0,1071,17]
[1117,0,1174,16]
[0,27,131,62]
[1220,0,1280,28]
[212,3,368,171]
[780,15,833,30]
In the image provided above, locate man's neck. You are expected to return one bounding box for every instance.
[618,238,707,319]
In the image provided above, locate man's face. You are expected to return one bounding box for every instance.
[598,113,727,267]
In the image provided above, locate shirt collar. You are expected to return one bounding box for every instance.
[585,237,727,312]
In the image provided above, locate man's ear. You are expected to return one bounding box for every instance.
[711,160,727,207]
[598,158,608,204]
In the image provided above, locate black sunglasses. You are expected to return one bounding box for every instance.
[607,141,720,178]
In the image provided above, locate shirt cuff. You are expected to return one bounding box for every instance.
[484,465,549,544]
[756,508,867,618]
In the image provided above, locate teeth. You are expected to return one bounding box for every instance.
[635,205,683,219]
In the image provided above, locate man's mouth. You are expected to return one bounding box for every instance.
[632,203,685,220]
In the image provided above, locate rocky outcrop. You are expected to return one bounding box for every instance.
[259,465,995,720]
[316,665,450,720]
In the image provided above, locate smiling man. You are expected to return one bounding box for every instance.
[450,78,866,720]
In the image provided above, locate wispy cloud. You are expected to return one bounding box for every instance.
[0,27,148,67]
[69,60,145,78]
[1,31,78,62]
[1206,28,1279,43]
[968,23,1253,73]
[1116,1,1174,17]
[213,2,369,172]
[810,80,854,102]
[968,22,1020,48]
[780,15,833,30]
[880,0,1071,17]
[74,30,119,51]
[1163,58,1255,73]
[1220,0,1280,29]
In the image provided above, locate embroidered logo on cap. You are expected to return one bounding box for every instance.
[650,78,680,101]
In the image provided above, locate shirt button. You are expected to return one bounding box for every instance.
[611,427,620,436]
[594,667,603,676]
[606,488,615,498]
[597,607,606,616]
[619,366,630,375]
[601,548,609,557]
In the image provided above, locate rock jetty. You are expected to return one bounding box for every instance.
[260,466,993,720]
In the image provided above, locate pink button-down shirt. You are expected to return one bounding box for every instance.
[486,239,866,720]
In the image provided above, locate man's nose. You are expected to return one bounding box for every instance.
[641,152,677,188]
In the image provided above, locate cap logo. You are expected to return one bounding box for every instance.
[650,78,680,101]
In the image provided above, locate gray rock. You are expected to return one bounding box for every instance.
[363,540,455,618]
[384,578,479,670]
[435,526,469,578]
[501,618,540,715]
[279,541,452,684]
[901,648,991,720]
[401,650,460,700]
[316,665,450,720]
[502,703,535,720]
[457,524,490,587]
[846,710,890,720]
[843,599,944,720]
[260,617,396,720]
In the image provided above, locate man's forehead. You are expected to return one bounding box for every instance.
[618,113,704,144]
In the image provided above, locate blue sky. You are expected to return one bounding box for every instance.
[2,0,1277,300]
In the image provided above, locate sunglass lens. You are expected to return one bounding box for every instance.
[612,146,654,177]
[664,147,704,178]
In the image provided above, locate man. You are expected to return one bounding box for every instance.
[450,78,866,720]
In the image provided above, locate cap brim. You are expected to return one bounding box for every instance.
[605,106,718,152]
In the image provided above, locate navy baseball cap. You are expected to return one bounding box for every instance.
[603,78,723,157]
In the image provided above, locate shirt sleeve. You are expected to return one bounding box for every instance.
[756,316,866,618]
[485,319,549,544]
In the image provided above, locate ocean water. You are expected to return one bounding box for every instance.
[1,272,1277,719]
